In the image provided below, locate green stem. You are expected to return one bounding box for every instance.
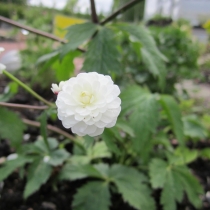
[3,70,54,107]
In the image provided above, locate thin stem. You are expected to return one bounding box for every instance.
[0,16,85,53]
[22,118,76,142]
[90,0,99,23]
[3,70,53,107]
[100,0,142,25]
[0,102,48,110]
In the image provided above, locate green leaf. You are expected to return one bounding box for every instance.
[200,148,210,159]
[34,137,58,154]
[121,85,159,155]
[0,156,32,182]
[47,149,69,166]
[160,95,184,145]
[161,176,177,210]
[110,164,155,210]
[0,107,25,148]
[102,129,121,155]
[83,27,121,74]
[61,22,98,58]
[117,24,167,88]
[87,141,111,160]
[174,166,203,208]
[150,158,203,210]
[149,158,168,188]
[24,159,52,198]
[36,51,59,65]
[172,147,198,165]
[59,163,103,181]
[72,181,110,210]
[115,119,135,137]
[183,115,207,139]
[52,50,81,81]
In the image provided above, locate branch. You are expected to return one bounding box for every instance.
[0,16,85,53]
[100,0,142,25]
[0,102,48,110]
[22,118,76,142]
[90,0,99,23]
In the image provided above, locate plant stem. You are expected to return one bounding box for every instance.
[100,0,142,25]
[22,118,76,142]
[0,102,48,110]
[3,70,53,107]
[0,15,85,53]
[90,0,99,23]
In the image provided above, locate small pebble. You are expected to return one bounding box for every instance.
[42,201,56,210]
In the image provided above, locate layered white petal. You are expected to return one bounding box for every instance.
[55,72,121,137]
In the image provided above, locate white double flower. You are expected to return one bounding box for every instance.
[52,72,121,137]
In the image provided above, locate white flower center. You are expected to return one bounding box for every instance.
[80,91,94,105]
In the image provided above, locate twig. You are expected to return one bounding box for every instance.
[22,118,76,142]
[0,102,48,110]
[100,0,142,25]
[90,0,99,23]
[0,16,85,53]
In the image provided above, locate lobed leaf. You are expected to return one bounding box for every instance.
[82,27,121,74]
[72,181,110,210]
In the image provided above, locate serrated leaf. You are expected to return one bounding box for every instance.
[160,95,184,145]
[60,22,97,58]
[72,181,110,210]
[0,107,25,148]
[24,159,52,198]
[83,27,121,74]
[0,156,32,181]
[161,177,177,210]
[121,85,159,155]
[59,163,103,181]
[110,164,155,210]
[149,158,168,188]
[174,166,203,208]
[48,149,69,166]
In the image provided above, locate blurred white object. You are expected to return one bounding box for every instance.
[7,153,18,160]
[0,50,22,72]
[21,29,29,35]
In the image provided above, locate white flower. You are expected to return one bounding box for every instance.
[55,72,121,137]
[0,47,6,73]
[51,81,66,94]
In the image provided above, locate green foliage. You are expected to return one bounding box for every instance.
[83,27,121,74]
[24,158,52,198]
[61,22,98,58]
[0,107,25,148]
[109,165,155,210]
[121,85,159,156]
[150,159,203,210]
[0,156,32,182]
[72,181,110,210]
[160,95,184,145]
